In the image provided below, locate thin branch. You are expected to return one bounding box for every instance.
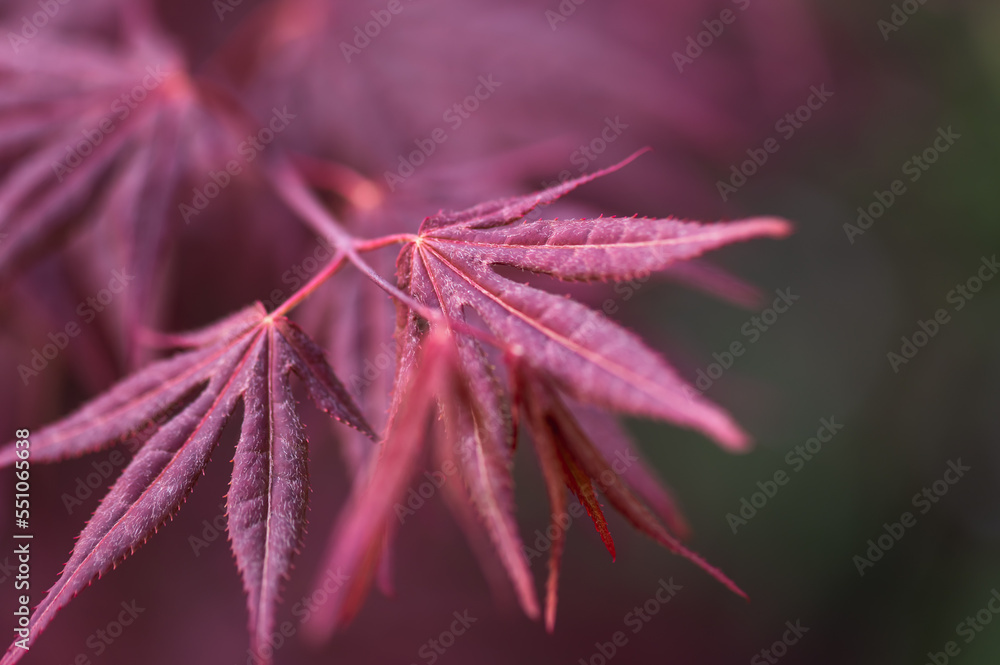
[270,251,347,319]
[354,234,417,252]
[267,158,441,321]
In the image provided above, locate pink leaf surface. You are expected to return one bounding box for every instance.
[398,154,789,449]
[0,305,371,665]
[1,144,789,659]
[300,153,781,636]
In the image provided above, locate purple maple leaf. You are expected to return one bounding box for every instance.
[0,304,372,665]
[0,148,789,663]
[303,153,790,636]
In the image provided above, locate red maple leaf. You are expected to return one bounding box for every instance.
[0,304,372,664]
[0,152,789,664]
[302,153,790,636]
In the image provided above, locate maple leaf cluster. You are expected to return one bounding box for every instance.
[0,2,799,664]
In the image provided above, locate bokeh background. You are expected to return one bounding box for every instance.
[1,1,998,664]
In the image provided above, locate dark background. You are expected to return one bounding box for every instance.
[1,1,998,664]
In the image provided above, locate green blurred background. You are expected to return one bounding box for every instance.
[585,3,1000,663]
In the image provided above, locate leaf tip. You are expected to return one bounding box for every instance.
[544,611,557,634]
[744,216,795,239]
